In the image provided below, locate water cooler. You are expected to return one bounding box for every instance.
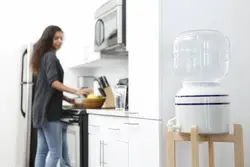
[166,30,245,167]
[168,29,231,134]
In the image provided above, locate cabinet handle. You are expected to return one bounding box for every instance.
[89,124,100,127]
[116,140,129,143]
[108,128,120,131]
[124,122,139,126]
[100,141,102,166]
[102,141,106,166]
[124,112,139,115]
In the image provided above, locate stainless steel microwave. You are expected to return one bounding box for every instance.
[94,0,126,54]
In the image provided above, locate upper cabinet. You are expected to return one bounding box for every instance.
[127,0,161,120]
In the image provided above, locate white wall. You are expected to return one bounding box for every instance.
[90,62,128,87]
[0,0,91,166]
[160,0,249,166]
[0,1,31,166]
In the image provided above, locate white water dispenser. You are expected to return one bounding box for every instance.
[168,30,231,134]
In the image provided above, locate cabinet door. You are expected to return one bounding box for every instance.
[89,134,102,167]
[126,119,160,167]
[127,0,160,120]
[113,140,129,167]
[105,118,129,167]
[67,125,80,167]
[89,115,102,167]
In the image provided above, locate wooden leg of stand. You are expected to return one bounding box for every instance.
[166,129,176,167]
[208,139,214,167]
[191,126,199,167]
[233,124,244,167]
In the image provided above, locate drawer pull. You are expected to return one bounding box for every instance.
[100,141,102,166]
[89,124,100,127]
[125,112,138,114]
[108,128,120,131]
[124,122,139,126]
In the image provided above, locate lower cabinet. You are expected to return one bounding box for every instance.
[88,115,160,167]
[126,118,160,167]
[106,140,129,167]
[89,133,101,167]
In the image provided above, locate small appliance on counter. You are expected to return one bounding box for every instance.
[114,78,128,110]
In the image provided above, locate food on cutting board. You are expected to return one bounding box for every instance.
[87,94,103,99]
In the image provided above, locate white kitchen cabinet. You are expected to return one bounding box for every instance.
[88,115,129,167]
[126,118,160,167]
[89,134,102,167]
[106,139,129,167]
[88,115,102,167]
[88,115,160,167]
[105,118,129,167]
[67,124,80,167]
[127,0,160,120]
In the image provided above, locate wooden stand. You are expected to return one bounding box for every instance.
[166,124,244,167]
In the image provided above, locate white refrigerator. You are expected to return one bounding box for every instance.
[16,43,37,167]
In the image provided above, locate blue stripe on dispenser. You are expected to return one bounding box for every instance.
[175,95,229,98]
[175,102,230,106]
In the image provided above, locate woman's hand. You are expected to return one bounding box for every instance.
[63,96,75,104]
[76,88,93,96]
[68,98,75,104]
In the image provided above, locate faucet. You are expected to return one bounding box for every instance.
[77,76,101,88]
[77,76,107,97]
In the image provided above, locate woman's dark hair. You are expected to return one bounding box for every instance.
[30,25,63,74]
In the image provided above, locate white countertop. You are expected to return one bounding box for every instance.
[86,109,161,121]
[62,108,161,120]
[86,109,137,117]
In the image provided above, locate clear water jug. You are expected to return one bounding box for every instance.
[173,30,230,82]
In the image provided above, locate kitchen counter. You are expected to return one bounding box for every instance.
[62,107,138,117]
[86,109,134,117]
[86,109,162,121]
[61,108,161,121]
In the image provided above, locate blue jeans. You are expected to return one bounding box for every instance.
[35,121,70,167]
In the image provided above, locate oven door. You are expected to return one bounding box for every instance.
[67,123,80,167]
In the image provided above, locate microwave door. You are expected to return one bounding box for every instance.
[107,29,117,46]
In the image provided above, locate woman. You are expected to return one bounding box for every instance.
[30,25,92,167]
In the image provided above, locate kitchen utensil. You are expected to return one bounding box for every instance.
[98,88,106,97]
[99,76,107,88]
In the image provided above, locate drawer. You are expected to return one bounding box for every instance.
[88,124,101,135]
[107,117,129,142]
[88,115,102,126]
[88,115,102,134]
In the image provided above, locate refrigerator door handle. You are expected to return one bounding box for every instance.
[20,49,27,118]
